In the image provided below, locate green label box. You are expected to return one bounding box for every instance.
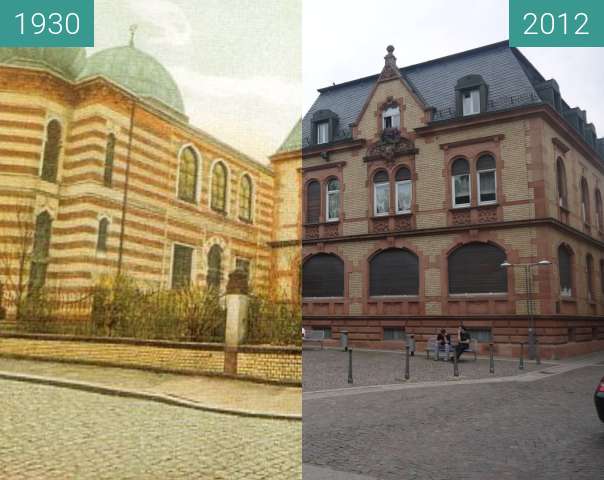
[0,0,94,47]
[510,0,604,47]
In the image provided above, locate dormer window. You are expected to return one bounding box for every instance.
[462,89,480,116]
[316,121,329,144]
[382,106,400,130]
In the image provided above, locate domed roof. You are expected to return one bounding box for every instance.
[0,48,86,80]
[78,45,185,114]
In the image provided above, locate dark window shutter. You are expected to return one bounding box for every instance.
[29,211,52,292]
[558,246,572,293]
[448,243,507,294]
[306,181,321,224]
[370,248,419,296]
[97,218,109,252]
[172,244,193,290]
[104,134,116,187]
[41,120,62,182]
[302,254,344,297]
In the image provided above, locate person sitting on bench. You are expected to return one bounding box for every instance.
[436,328,451,359]
[454,325,471,361]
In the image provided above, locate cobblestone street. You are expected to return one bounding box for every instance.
[1,379,301,479]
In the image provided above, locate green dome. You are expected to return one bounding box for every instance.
[78,46,185,114]
[0,48,86,80]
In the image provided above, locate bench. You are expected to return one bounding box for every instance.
[302,329,325,349]
[426,337,478,361]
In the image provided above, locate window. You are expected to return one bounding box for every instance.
[477,154,496,205]
[326,178,340,222]
[97,218,109,253]
[207,245,223,290]
[211,162,227,213]
[596,190,603,232]
[395,167,412,214]
[236,258,251,284]
[28,211,52,292]
[239,174,253,221]
[313,327,332,339]
[172,244,193,290]
[600,259,604,295]
[41,119,62,182]
[104,134,116,187]
[302,254,344,297]
[467,328,492,343]
[306,180,321,224]
[316,121,329,144]
[382,106,400,130]
[178,147,199,203]
[370,248,419,296]
[448,242,508,294]
[587,254,594,301]
[383,327,406,340]
[451,158,470,207]
[462,89,480,116]
[558,245,573,297]
[556,158,568,209]
[373,170,390,216]
[581,178,590,224]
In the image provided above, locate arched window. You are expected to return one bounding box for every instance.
[395,167,412,214]
[556,158,568,208]
[326,178,340,222]
[104,134,116,187]
[382,105,400,130]
[28,211,52,292]
[448,242,507,294]
[211,162,227,213]
[370,248,419,296]
[587,254,594,301]
[581,177,590,224]
[476,154,496,205]
[451,158,470,207]
[178,147,199,203]
[306,180,321,224]
[302,254,344,297]
[558,245,573,297]
[97,218,109,252]
[373,170,390,216]
[239,174,253,221]
[207,245,223,290]
[41,120,62,182]
[596,189,603,232]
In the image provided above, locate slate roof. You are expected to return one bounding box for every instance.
[300,41,542,145]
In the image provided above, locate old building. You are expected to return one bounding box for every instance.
[294,41,604,358]
[0,42,299,313]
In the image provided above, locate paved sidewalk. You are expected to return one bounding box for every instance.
[0,358,301,418]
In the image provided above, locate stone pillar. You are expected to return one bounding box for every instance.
[223,269,249,375]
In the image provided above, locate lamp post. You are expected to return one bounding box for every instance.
[501,259,551,360]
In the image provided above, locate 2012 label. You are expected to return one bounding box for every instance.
[522,12,589,36]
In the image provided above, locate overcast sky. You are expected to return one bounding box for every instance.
[303,0,604,137]
[93,1,603,163]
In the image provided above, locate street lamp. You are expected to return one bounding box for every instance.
[501,259,551,359]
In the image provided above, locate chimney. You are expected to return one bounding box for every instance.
[378,45,401,82]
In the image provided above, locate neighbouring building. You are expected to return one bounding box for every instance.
[290,41,604,359]
[0,40,300,317]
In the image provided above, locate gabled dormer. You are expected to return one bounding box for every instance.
[310,109,339,145]
[455,74,488,117]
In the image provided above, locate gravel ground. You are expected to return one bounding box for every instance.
[303,348,547,392]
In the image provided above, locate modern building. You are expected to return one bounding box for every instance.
[293,41,604,358]
[0,41,300,315]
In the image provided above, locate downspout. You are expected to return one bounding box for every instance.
[117,100,136,274]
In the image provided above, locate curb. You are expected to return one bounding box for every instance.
[0,371,301,422]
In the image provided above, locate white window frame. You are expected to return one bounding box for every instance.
[382,106,400,130]
[452,174,471,208]
[477,168,497,205]
[374,181,390,217]
[326,180,340,222]
[316,121,329,144]
[462,89,480,116]
[395,179,412,214]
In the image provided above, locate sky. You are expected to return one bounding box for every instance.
[92,1,604,163]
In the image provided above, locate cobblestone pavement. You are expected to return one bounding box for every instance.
[1,379,301,480]
[303,365,604,480]
[303,349,544,392]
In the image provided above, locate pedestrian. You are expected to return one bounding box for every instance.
[454,325,471,361]
[436,328,451,360]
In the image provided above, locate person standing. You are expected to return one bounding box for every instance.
[455,325,471,361]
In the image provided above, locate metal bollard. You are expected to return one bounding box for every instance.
[404,345,410,380]
[453,350,459,377]
[489,342,495,374]
[347,348,353,384]
[535,339,541,365]
[519,342,525,370]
